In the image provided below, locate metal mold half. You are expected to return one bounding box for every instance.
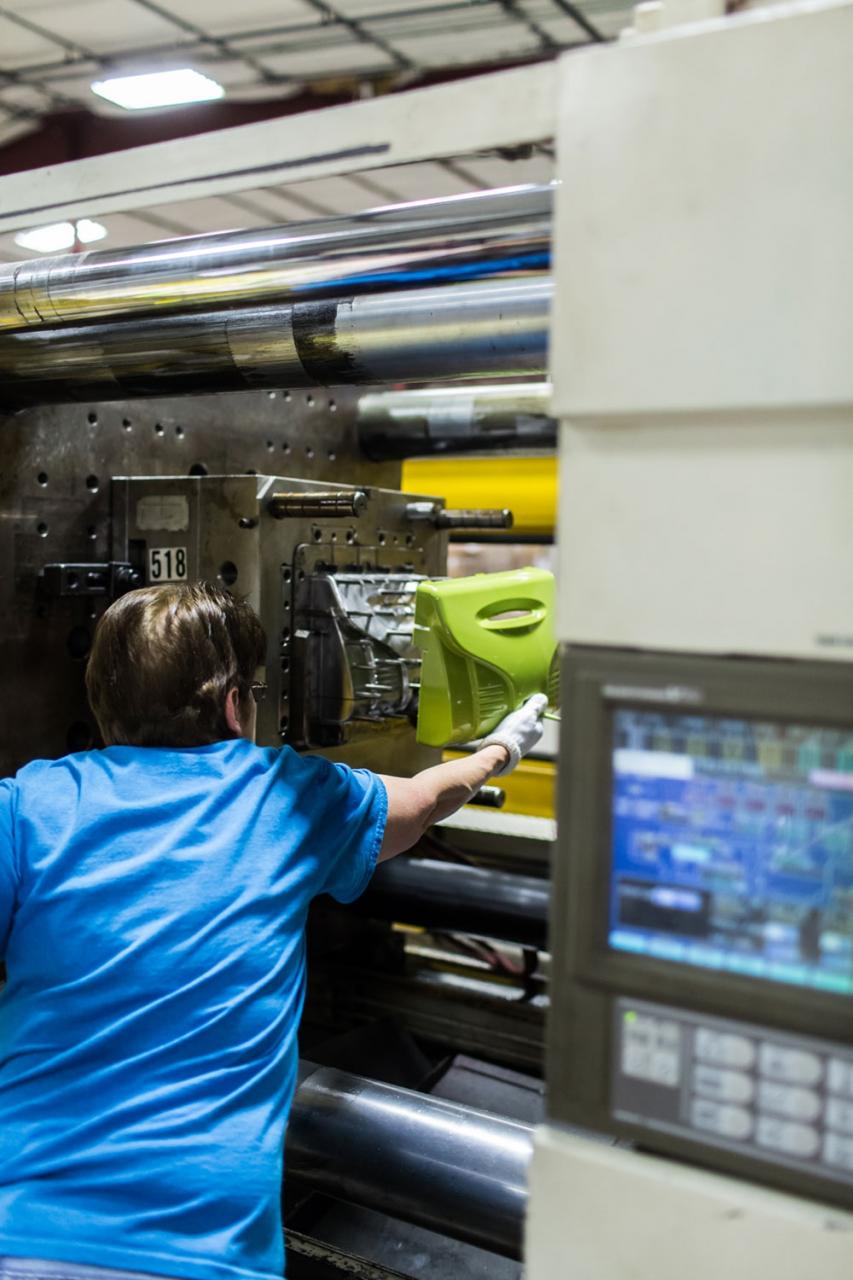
[292,572,424,749]
[112,473,447,776]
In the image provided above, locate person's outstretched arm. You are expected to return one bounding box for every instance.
[378,694,547,861]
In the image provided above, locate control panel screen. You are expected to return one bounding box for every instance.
[609,711,853,995]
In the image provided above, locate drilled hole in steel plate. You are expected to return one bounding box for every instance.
[189,463,208,477]
[266,441,275,452]
[37,522,48,538]
[312,528,323,542]
[37,472,48,486]
[377,532,386,546]
[66,721,95,753]
[327,451,336,462]
[218,561,238,588]
[328,399,337,413]
[281,626,291,641]
[175,425,184,438]
[66,626,91,661]
[86,474,99,492]
[305,446,314,459]
[283,391,291,403]
[268,391,277,400]
[282,441,290,455]
[282,568,292,582]
[87,411,97,425]
[87,525,97,541]
[306,394,314,407]
[155,423,165,436]
[345,531,354,544]
[122,417,132,431]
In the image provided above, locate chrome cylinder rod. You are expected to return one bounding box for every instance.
[288,1063,532,1259]
[0,278,551,409]
[357,857,549,948]
[0,185,552,333]
[359,381,555,458]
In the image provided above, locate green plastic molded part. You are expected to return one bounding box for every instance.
[415,567,556,747]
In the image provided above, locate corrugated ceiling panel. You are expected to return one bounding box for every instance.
[390,23,541,69]
[336,0,459,14]
[367,161,473,200]
[21,1,180,53]
[442,154,554,189]
[0,118,35,153]
[163,0,320,33]
[0,13,63,68]
[0,84,53,111]
[139,195,263,233]
[256,44,397,78]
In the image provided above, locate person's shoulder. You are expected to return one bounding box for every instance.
[14,750,102,786]
[202,739,313,783]
[8,751,102,809]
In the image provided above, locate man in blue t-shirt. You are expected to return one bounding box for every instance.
[0,581,545,1280]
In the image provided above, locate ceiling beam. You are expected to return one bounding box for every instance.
[0,53,554,180]
[0,93,347,178]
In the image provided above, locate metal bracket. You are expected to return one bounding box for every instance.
[41,561,142,598]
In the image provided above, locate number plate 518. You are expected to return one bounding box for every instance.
[148,546,187,582]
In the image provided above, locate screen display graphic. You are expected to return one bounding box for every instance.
[610,711,853,995]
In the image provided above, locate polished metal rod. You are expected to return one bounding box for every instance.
[288,1062,532,1259]
[0,277,551,409]
[358,381,555,459]
[356,857,549,948]
[0,185,552,333]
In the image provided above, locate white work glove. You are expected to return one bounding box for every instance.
[479,693,548,777]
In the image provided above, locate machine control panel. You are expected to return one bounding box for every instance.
[612,998,853,1185]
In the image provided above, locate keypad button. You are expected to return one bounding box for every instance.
[757,1081,821,1123]
[626,1015,656,1044]
[649,1050,680,1088]
[623,1043,653,1080]
[823,1131,853,1173]
[658,1020,682,1050]
[827,1058,853,1099]
[690,1098,753,1142]
[758,1043,822,1087]
[693,1064,754,1105]
[756,1115,820,1159]
[695,1028,755,1071]
[825,1097,853,1137]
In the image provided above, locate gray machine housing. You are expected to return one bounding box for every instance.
[549,646,853,1210]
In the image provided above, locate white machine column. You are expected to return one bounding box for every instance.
[529,2,853,1274]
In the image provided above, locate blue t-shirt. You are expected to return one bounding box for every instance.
[0,740,387,1280]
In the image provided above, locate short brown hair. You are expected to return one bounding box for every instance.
[86,582,266,747]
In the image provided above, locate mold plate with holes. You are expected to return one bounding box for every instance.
[111,474,449,777]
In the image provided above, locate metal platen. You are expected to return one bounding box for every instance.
[112,473,447,774]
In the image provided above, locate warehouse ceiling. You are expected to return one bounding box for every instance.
[0,0,627,260]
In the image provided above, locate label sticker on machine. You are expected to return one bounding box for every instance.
[148,547,187,582]
[136,494,189,532]
[612,998,853,1186]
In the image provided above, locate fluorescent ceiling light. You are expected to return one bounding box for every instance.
[91,68,225,110]
[76,219,108,244]
[14,219,107,253]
